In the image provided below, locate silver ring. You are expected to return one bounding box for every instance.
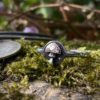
[37,40,89,66]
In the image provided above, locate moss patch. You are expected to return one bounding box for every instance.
[0,39,100,94]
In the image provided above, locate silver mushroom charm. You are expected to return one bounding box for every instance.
[37,41,88,66]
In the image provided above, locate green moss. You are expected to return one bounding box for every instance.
[0,39,100,94]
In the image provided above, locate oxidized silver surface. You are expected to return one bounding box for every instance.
[0,40,21,59]
[37,40,89,66]
[45,42,61,54]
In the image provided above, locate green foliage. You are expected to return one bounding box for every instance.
[24,0,38,4]
[0,39,99,94]
[3,0,14,9]
[0,17,8,30]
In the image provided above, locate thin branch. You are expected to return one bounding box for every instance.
[27,3,60,11]
[0,2,100,36]
[0,12,100,31]
[59,6,68,22]
[67,4,100,14]
[0,12,15,17]
[27,3,100,14]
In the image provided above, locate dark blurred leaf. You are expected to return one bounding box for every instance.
[13,0,23,5]
[20,0,39,11]
[68,0,93,5]
[24,0,39,5]
[36,8,62,19]
[40,0,55,3]
[75,12,86,22]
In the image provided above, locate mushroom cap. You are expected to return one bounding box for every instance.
[45,42,61,54]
